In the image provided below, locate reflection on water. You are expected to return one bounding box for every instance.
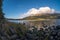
[8,19,60,29]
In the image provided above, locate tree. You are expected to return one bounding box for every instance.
[0,0,5,31]
[0,0,4,20]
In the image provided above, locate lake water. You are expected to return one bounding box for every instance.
[8,19,60,27]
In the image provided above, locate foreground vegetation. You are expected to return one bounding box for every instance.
[0,22,60,40]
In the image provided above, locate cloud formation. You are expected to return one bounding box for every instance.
[20,7,55,18]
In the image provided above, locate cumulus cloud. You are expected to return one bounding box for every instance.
[20,7,55,18]
[39,7,55,14]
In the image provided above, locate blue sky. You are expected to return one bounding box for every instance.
[3,0,60,18]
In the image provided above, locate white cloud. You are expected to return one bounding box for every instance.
[38,7,55,14]
[20,7,55,18]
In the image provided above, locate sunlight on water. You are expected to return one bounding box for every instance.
[8,19,60,27]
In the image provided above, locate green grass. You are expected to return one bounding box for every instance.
[3,21,28,37]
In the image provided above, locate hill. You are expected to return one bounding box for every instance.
[22,13,60,20]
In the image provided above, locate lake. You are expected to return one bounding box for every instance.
[8,19,60,30]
